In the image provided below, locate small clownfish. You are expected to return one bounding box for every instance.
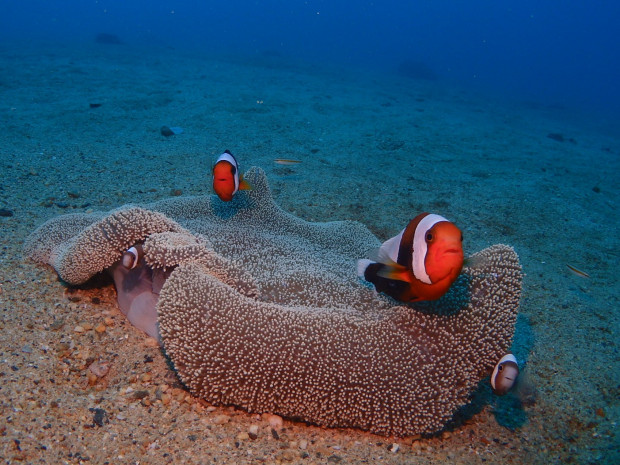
[357,212,464,302]
[212,150,251,202]
[491,353,520,395]
[121,244,144,269]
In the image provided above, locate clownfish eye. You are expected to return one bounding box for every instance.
[426,232,434,242]
[498,365,504,372]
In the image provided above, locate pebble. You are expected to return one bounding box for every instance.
[160,125,183,137]
[50,319,65,331]
[95,323,106,333]
[88,360,111,377]
[74,325,85,333]
[248,424,259,440]
[299,439,308,450]
[90,407,108,427]
[212,414,231,425]
[390,443,400,453]
[262,413,283,430]
[87,372,98,386]
[160,125,175,137]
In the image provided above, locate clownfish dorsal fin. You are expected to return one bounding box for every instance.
[376,229,404,265]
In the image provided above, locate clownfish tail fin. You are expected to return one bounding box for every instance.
[239,175,252,191]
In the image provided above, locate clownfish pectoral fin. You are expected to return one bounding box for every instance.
[376,263,412,283]
[239,175,252,191]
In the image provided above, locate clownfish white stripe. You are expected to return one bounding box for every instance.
[215,152,240,193]
[412,214,448,285]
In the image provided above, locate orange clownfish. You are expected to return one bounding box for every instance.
[212,150,251,201]
[357,213,464,302]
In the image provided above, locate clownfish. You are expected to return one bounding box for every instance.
[212,150,251,201]
[357,213,464,302]
[491,353,520,395]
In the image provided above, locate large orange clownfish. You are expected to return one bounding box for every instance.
[212,150,251,201]
[357,213,464,302]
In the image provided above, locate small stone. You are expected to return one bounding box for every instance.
[278,450,295,462]
[327,455,342,463]
[262,413,283,430]
[82,323,94,331]
[144,337,159,348]
[390,443,400,453]
[87,371,98,386]
[212,414,231,425]
[21,345,32,354]
[88,360,110,377]
[160,125,178,137]
[89,407,108,427]
[74,325,85,333]
[104,317,114,326]
[133,390,149,400]
[237,432,249,441]
[141,373,152,383]
[94,323,106,333]
[161,393,171,406]
[248,424,259,440]
[299,439,308,450]
[50,319,65,331]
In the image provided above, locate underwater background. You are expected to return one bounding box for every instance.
[1,1,618,464]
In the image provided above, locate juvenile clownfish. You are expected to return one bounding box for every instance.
[121,244,144,269]
[357,212,464,302]
[491,353,520,395]
[212,150,251,202]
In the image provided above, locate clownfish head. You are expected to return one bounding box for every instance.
[422,219,464,284]
[491,354,520,395]
[410,213,463,287]
[212,150,240,202]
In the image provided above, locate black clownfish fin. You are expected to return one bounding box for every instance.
[224,149,233,155]
[376,263,412,283]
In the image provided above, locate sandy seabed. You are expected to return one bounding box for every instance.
[0,41,618,464]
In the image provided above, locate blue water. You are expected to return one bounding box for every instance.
[3,0,620,119]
